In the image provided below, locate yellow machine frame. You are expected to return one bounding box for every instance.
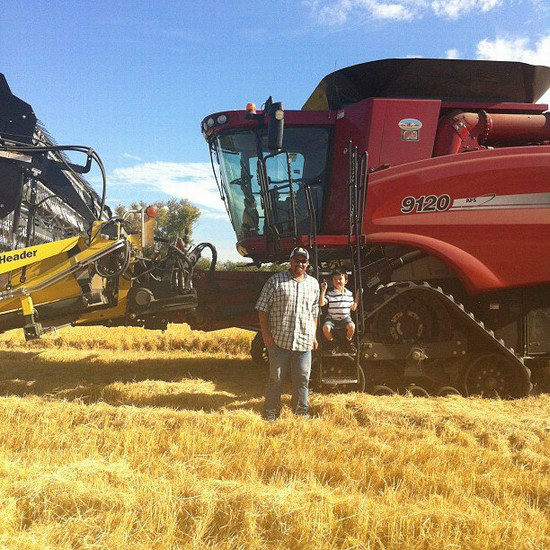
[0,210,170,340]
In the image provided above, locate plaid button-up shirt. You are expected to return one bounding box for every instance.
[255,271,320,351]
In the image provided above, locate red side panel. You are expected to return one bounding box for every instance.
[323,98,441,234]
[365,146,550,293]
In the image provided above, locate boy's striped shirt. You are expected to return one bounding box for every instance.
[325,287,354,320]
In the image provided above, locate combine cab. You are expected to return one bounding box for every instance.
[199,58,550,397]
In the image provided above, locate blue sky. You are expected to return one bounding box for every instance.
[1,0,548,260]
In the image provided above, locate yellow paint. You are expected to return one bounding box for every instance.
[20,295,34,316]
[143,218,155,248]
[0,237,79,275]
[0,217,158,337]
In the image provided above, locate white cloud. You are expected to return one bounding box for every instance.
[305,0,505,23]
[371,3,414,19]
[476,35,550,104]
[122,153,142,161]
[201,210,229,220]
[446,48,460,59]
[431,0,500,19]
[110,161,224,211]
[306,0,419,22]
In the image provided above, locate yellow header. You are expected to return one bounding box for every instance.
[0,237,80,275]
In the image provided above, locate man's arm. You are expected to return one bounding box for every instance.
[312,282,320,350]
[258,310,274,348]
[320,280,328,307]
[255,277,275,347]
[312,315,318,350]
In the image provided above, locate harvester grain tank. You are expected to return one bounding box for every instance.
[199,58,550,397]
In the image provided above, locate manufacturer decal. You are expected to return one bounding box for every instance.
[398,119,423,130]
[399,118,422,142]
[0,249,38,264]
[449,192,550,211]
[400,192,550,215]
[401,194,451,214]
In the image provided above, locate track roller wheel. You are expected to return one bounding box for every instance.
[464,353,528,398]
[373,292,452,344]
[404,385,430,397]
[371,385,395,396]
[250,332,269,368]
[436,386,461,397]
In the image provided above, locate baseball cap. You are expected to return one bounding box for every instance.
[290,247,309,261]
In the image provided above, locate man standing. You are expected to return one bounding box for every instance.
[255,247,320,420]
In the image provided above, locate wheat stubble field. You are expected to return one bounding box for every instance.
[0,325,548,549]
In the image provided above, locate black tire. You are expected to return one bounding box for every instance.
[371,385,395,396]
[463,353,529,398]
[403,385,430,397]
[373,291,452,345]
[437,386,461,397]
[251,332,269,367]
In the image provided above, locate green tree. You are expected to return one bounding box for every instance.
[155,198,200,243]
[114,199,200,244]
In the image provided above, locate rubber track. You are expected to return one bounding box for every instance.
[363,281,532,396]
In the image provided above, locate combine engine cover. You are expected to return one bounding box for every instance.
[0,73,108,251]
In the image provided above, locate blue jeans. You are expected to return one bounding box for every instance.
[265,345,312,417]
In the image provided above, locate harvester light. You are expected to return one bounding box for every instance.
[217,114,228,124]
[145,204,158,219]
[274,109,284,121]
[246,102,257,115]
[207,118,215,127]
[202,122,208,131]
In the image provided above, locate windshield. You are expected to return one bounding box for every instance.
[215,127,330,240]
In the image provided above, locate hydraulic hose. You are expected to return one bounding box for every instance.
[0,143,107,220]
[366,250,425,289]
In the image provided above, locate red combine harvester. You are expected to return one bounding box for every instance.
[195,58,550,398]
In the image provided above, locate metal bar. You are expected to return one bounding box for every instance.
[10,170,25,250]
[304,185,319,281]
[347,141,353,242]
[283,151,297,238]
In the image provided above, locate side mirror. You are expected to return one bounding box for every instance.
[267,101,284,151]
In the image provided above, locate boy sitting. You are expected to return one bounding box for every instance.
[320,268,360,352]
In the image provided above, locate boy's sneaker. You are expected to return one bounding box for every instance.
[346,340,357,354]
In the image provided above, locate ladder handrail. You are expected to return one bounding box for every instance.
[304,184,319,281]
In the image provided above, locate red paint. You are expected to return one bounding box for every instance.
[364,146,550,293]
[204,95,550,296]
[434,112,550,156]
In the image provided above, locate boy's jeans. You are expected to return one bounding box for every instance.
[265,345,311,418]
